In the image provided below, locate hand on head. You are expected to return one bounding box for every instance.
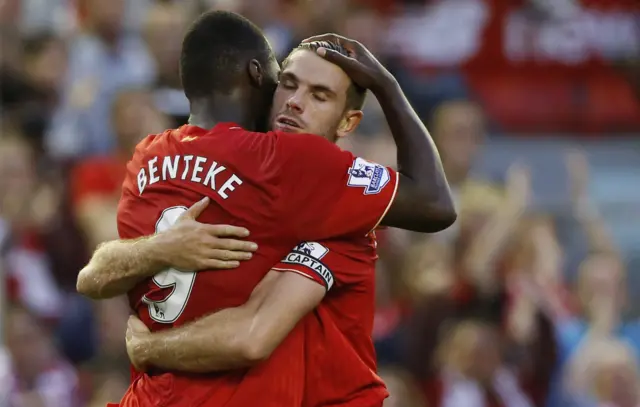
[301,33,392,93]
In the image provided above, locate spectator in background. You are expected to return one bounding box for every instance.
[379,98,493,278]
[502,215,561,406]
[379,366,427,407]
[5,305,79,407]
[0,133,64,321]
[457,163,529,298]
[16,33,67,148]
[373,257,412,366]
[1,28,31,125]
[338,6,391,138]
[56,87,167,379]
[553,249,639,406]
[340,5,385,58]
[70,88,169,250]
[46,0,155,159]
[532,152,640,407]
[19,0,77,35]
[85,365,129,407]
[392,237,455,376]
[227,0,298,59]
[143,1,190,127]
[432,320,533,407]
[57,89,167,368]
[82,296,130,407]
[565,338,640,407]
[390,99,491,245]
[590,339,639,407]
[430,99,487,195]
[401,238,455,304]
[402,162,558,406]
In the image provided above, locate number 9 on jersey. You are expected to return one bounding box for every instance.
[142,206,197,323]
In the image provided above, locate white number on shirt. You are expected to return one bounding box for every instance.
[142,206,197,323]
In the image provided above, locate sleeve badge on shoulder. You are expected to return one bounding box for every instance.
[347,157,390,195]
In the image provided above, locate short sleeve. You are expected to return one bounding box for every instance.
[275,132,399,241]
[272,242,335,291]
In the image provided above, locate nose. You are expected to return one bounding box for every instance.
[286,93,303,114]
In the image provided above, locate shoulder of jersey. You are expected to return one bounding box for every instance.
[135,127,205,153]
[211,127,282,153]
[135,130,170,152]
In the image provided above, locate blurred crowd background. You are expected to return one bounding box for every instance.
[0,0,638,406]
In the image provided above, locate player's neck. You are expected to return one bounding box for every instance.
[189,96,252,131]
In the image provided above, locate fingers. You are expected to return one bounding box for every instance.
[206,237,258,252]
[180,197,210,221]
[205,259,241,270]
[302,33,353,47]
[209,248,253,261]
[316,47,358,69]
[203,223,251,238]
[302,34,359,58]
[185,248,254,270]
[193,245,257,270]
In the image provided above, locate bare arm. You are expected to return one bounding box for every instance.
[566,151,617,254]
[76,198,257,299]
[77,235,168,299]
[375,79,455,232]
[127,270,325,372]
[566,152,621,337]
[464,165,530,293]
[303,35,456,232]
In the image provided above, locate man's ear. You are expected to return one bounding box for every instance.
[248,59,263,88]
[336,110,363,139]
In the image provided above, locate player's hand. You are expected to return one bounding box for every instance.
[301,33,393,93]
[155,197,258,271]
[126,315,150,371]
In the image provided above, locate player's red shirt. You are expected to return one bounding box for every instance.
[272,234,389,407]
[117,123,398,407]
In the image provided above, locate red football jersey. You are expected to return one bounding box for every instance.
[272,234,389,407]
[117,123,398,406]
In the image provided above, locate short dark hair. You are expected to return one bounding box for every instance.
[285,41,367,111]
[180,11,274,100]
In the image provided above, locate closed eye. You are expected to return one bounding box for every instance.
[313,93,328,102]
[280,80,296,89]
